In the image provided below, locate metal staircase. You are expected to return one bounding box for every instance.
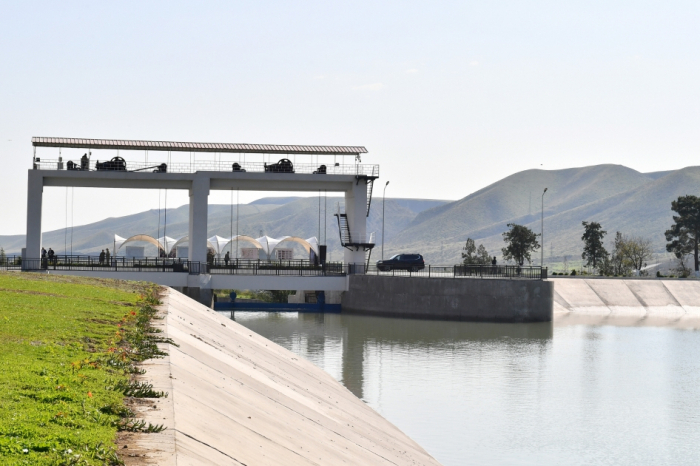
[366,178,374,217]
[355,171,379,218]
[334,203,375,250]
[336,210,352,245]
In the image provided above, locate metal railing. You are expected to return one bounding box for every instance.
[0,255,23,270]
[357,264,547,280]
[208,259,346,276]
[33,158,380,177]
[5,255,546,280]
[20,257,202,274]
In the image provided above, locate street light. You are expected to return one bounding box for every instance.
[382,181,390,260]
[541,187,548,267]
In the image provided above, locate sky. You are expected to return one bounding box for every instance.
[1,1,699,235]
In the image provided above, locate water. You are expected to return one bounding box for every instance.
[222,311,700,466]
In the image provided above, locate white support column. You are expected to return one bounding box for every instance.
[25,171,44,266]
[188,176,210,264]
[343,179,368,266]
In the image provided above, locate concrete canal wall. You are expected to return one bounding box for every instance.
[552,277,700,323]
[341,275,553,322]
[123,287,441,465]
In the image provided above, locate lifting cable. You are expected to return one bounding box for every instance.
[70,187,74,257]
[163,189,168,256]
[157,189,161,248]
[230,188,233,257]
[64,187,68,256]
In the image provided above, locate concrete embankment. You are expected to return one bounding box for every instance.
[552,277,700,326]
[123,288,441,465]
[341,275,553,322]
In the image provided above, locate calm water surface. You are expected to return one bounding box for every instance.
[221,311,700,466]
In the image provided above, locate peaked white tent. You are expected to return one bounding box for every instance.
[114,234,177,255]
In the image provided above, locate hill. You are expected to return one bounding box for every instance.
[385,165,700,266]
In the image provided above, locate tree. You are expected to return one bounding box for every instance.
[581,221,608,270]
[476,244,490,265]
[665,226,692,276]
[610,232,630,276]
[665,195,700,272]
[501,223,539,265]
[0,247,5,266]
[462,239,490,265]
[622,235,653,272]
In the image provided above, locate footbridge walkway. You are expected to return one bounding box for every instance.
[4,256,546,294]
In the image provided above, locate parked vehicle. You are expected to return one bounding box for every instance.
[376,253,425,272]
[264,158,294,173]
[95,156,127,171]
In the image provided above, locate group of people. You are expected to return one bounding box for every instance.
[99,248,111,265]
[40,247,56,268]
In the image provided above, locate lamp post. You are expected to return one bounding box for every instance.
[541,187,548,267]
[382,181,390,260]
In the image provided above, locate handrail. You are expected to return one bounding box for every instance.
[4,255,545,280]
[32,159,380,177]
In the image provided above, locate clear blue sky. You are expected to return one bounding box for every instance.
[1,1,699,235]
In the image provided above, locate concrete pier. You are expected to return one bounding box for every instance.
[122,287,441,465]
[341,275,553,322]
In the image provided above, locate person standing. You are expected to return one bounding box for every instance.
[224,251,230,267]
[99,250,105,265]
[105,248,111,266]
[41,247,47,269]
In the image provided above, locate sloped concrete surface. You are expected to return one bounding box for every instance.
[122,288,442,465]
[552,278,700,326]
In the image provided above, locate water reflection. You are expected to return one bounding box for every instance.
[223,312,700,466]
[229,312,552,401]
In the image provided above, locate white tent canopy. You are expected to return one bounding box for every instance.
[114,234,320,259]
[114,234,177,255]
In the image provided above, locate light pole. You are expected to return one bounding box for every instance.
[382,181,390,260]
[541,187,548,267]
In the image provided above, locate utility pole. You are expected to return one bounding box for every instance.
[541,188,548,267]
[382,181,390,260]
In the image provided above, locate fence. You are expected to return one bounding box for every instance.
[4,255,546,280]
[33,158,380,177]
[356,264,547,280]
[18,257,202,274]
[208,259,346,277]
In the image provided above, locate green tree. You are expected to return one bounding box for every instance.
[665,195,700,272]
[581,221,608,271]
[501,223,540,265]
[623,235,653,273]
[610,232,629,276]
[462,239,490,265]
[665,227,692,276]
[0,247,5,266]
[476,244,490,265]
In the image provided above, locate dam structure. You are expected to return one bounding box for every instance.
[21,136,553,322]
[24,137,378,302]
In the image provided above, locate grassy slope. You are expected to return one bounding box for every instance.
[0,272,150,465]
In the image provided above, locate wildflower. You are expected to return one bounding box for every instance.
[22,448,28,453]
[65,448,72,454]
[87,392,93,398]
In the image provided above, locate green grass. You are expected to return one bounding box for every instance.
[0,272,156,465]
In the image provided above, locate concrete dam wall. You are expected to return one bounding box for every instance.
[124,288,441,465]
[342,275,553,322]
[552,278,700,323]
